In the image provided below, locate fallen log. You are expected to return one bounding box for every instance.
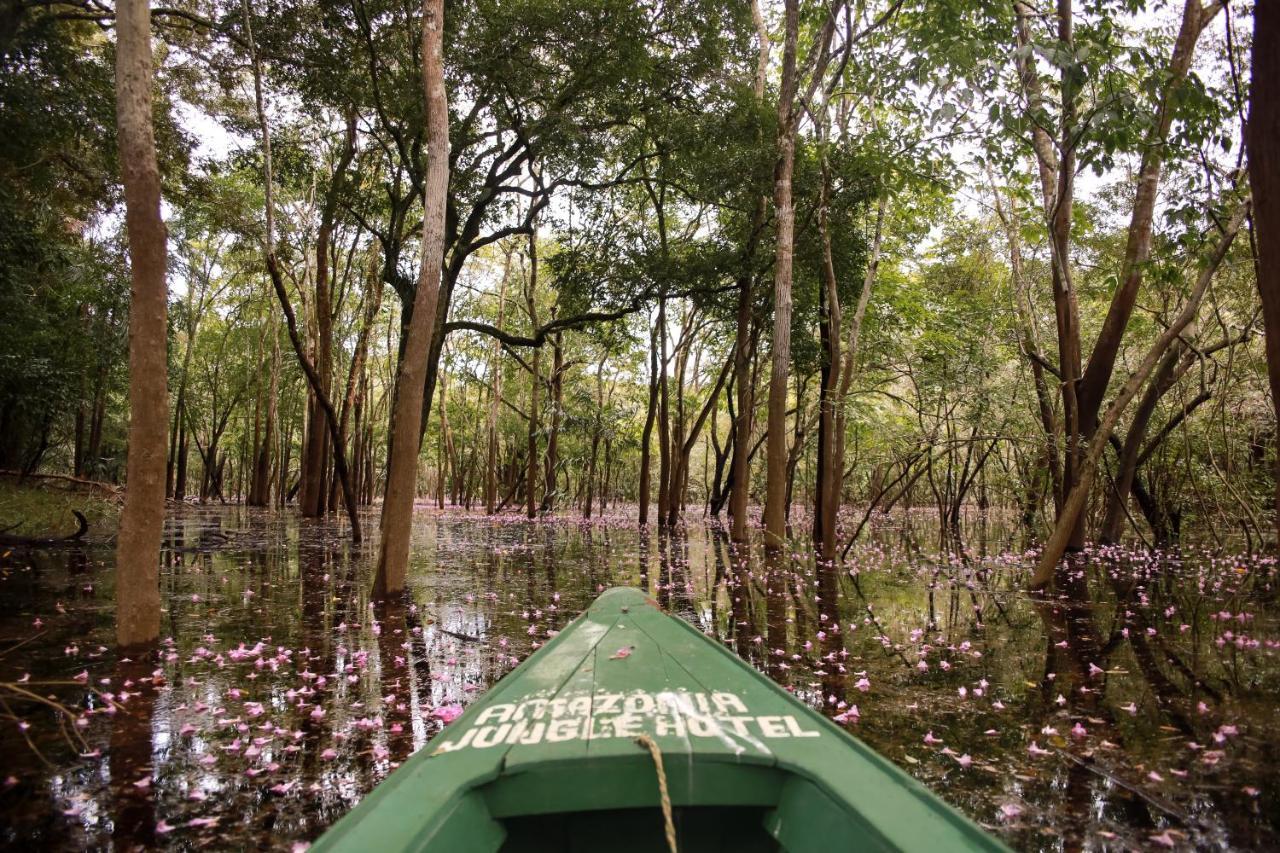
[0,511,89,546]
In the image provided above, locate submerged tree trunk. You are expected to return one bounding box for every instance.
[1030,202,1247,588]
[584,351,605,519]
[1249,0,1280,548]
[244,0,361,541]
[114,0,166,649]
[248,316,279,507]
[373,0,449,593]
[763,0,800,549]
[813,141,842,562]
[656,297,672,526]
[541,330,563,512]
[638,322,659,526]
[729,0,769,544]
[485,253,510,515]
[300,116,355,517]
[523,238,542,520]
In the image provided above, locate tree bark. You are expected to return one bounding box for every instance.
[1249,0,1280,547]
[763,0,800,549]
[541,330,563,512]
[729,0,770,543]
[639,322,658,525]
[374,0,449,593]
[485,249,511,514]
[114,0,166,649]
[656,296,672,525]
[300,116,356,517]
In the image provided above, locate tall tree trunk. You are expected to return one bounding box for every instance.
[174,416,188,502]
[300,116,355,517]
[374,0,449,593]
[330,251,383,511]
[541,330,563,512]
[763,0,800,549]
[656,297,672,526]
[114,0,166,648]
[248,316,278,506]
[485,250,510,514]
[436,364,452,508]
[584,352,605,519]
[1015,0,1220,552]
[669,350,733,527]
[526,355,540,519]
[638,322,658,525]
[245,0,361,540]
[729,0,770,543]
[814,145,842,561]
[991,180,1062,515]
[1249,0,1280,547]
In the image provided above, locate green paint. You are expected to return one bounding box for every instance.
[312,588,1008,852]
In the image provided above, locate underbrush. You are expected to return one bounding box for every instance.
[0,477,119,538]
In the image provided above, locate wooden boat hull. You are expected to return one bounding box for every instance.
[312,587,1008,852]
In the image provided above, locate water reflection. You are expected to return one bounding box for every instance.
[0,505,1276,850]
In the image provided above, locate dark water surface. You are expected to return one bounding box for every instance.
[0,504,1276,851]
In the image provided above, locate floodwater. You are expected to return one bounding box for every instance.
[0,504,1276,851]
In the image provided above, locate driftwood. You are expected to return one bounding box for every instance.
[0,511,89,546]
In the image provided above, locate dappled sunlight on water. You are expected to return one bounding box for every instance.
[0,504,1277,850]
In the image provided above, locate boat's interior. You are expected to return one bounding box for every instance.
[499,805,780,852]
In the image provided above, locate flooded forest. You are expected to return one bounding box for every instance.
[1,0,1278,850]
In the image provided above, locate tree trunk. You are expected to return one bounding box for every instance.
[729,0,769,543]
[248,316,278,506]
[638,322,658,525]
[584,352,605,519]
[814,149,841,561]
[525,233,541,520]
[485,250,511,514]
[541,329,563,512]
[114,0,167,649]
[373,0,449,593]
[1029,202,1247,588]
[300,116,355,517]
[1249,0,1280,547]
[763,0,800,549]
[1099,340,1191,543]
[174,416,188,502]
[244,0,361,538]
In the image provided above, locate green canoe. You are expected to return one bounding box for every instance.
[312,587,1008,852]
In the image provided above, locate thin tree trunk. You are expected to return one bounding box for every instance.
[584,352,605,519]
[248,315,279,506]
[525,233,541,521]
[300,116,355,517]
[763,0,800,549]
[485,250,511,514]
[639,322,658,525]
[1099,341,1191,543]
[814,142,842,561]
[114,0,166,648]
[1030,201,1247,588]
[541,328,563,512]
[656,297,672,525]
[729,0,770,543]
[245,0,362,541]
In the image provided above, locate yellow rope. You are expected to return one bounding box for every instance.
[634,733,677,853]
